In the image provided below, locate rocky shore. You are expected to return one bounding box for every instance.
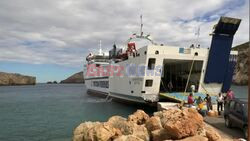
[233,42,249,85]
[73,108,225,141]
[0,72,36,86]
[60,71,84,84]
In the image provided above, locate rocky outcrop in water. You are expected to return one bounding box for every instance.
[73,109,223,141]
[233,42,249,85]
[47,81,58,84]
[0,72,36,86]
[60,71,84,84]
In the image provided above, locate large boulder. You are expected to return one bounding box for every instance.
[107,115,150,141]
[128,110,150,125]
[114,135,144,141]
[205,127,221,141]
[131,124,150,141]
[72,109,224,141]
[73,122,101,141]
[177,135,208,141]
[145,116,162,132]
[107,116,133,135]
[151,129,171,141]
[85,123,121,141]
[157,108,204,139]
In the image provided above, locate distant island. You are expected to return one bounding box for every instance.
[0,72,36,86]
[60,71,84,84]
[47,81,58,84]
[232,41,249,85]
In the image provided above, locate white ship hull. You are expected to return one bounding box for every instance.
[84,77,109,96]
[83,17,241,105]
[84,44,237,104]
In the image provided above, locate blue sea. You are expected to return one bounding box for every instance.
[0,84,248,141]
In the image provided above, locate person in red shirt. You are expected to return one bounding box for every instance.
[188,93,195,106]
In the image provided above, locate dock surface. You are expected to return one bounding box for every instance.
[204,115,245,139]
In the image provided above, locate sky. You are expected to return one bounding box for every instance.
[0,0,249,83]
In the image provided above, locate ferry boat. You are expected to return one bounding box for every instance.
[83,16,241,104]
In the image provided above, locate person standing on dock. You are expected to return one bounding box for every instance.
[204,94,213,111]
[191,84,196,94]
[224,89,235,106]
[216,93,224,115]
[196,97,207,117]
[196,96,203,105]
[188,93,195,107]
[226,89,235,101]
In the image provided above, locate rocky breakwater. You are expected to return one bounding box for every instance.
[73,108,223,141]
[0,72,36,86]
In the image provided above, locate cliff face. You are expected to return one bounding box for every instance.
[232,42,249,85]
[60,71,84,83]
[0,72,36,86]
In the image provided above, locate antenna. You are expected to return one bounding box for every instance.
[140,15,143,36]
[195,26,200,47]
[99,40,102,55]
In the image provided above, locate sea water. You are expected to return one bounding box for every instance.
[0,84,247,141]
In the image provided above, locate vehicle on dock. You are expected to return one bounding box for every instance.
[224,98,248,139]
[83,16,241,105]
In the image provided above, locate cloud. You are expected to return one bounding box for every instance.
[0,0,248,67]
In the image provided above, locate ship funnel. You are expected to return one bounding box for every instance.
[204,17,241,84]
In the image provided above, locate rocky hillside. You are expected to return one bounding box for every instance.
[73,109,224,141]
[60,71,84,83]
[0,72,36,86]
[232,41,249,85]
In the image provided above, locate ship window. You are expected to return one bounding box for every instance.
[93,81,99,87]
[96,64,100,67]
[155,50,159,54]
[93,81,109,88]
[195,52,198,56]
[148,58,156,70]
[229,101,235,109]
[144,51,147,55]
[145,80,153,87]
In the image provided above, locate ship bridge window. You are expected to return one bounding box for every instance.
[145,80,153,87]
[148,58,156,70]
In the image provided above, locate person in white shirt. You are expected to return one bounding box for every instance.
[217,93,224,115]
[191,85,196,94]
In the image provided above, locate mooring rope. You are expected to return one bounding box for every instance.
[184,55,196,93]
